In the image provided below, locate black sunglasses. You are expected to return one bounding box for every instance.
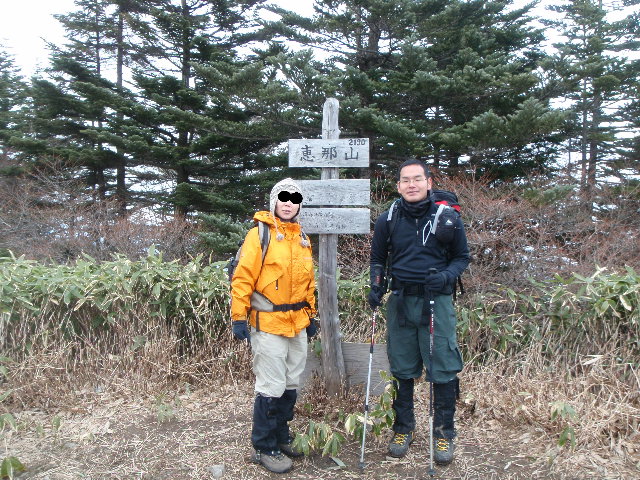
[278,191,303,204]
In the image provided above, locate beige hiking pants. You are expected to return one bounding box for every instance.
[250,327,307,398]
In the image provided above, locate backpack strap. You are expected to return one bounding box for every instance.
[386,199,400,223]
[385,195,465,300]
[385,200,401,290]
[257,221,270,263]
[254,221,271,333]
[386,200,401,250]
[253,223,309,331]
[430,203,449,235]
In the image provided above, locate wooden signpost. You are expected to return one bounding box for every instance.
[288,98,370,396]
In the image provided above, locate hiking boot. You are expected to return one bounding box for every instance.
[433,437,455,465]
[388,431,413,458]
[279,436,304,458]
[251,449,293,473]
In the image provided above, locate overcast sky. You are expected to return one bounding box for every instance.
[1,1,637,78]
[0,0,315,77]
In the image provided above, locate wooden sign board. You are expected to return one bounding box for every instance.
[299,208,370,234]
[301,342,390,396]
[299,179,370,206]
[289,138,369,167]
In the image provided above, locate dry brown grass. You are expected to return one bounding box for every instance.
[5,327,252,411]
[3,330,639,479]
[461,347,640,479]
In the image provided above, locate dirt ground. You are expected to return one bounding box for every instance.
[7,376,634,480]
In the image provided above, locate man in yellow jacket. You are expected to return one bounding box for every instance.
[231,178,317,474]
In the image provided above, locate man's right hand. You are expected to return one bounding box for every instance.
[232,320,250,341]
[368,287,383,309]
[369,263,386,309]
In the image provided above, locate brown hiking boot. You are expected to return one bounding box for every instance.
[388,431,414,458]
[251,449,292,473]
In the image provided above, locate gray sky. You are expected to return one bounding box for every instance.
[1,1,637,78]
[1,0,78,75]
[0,0,315,77]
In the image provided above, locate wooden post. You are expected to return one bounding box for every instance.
[288,99,369,395]
[318,98,346,396]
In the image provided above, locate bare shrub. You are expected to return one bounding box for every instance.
[0,159,202,263]
[433,174,640,296]
[337,233,372,279]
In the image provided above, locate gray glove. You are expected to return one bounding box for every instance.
[424,270,451,292]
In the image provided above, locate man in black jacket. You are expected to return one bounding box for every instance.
[368,158,470,465]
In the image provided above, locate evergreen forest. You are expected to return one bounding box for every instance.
[0,0,639,261]
[1,1,640,479]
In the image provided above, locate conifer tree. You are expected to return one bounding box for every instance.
[53,0,119,199]
[122,0,285,219]
[619,77,640,177]
[15,0,139,205]
[24,57,123,202]
[0,50,30,164]
[543,0,640,190]
[263,0,564,180]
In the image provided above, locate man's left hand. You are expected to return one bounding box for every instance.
[424,271,447,292]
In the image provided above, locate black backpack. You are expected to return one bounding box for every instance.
[385,189,465,298]
[226,221,270,283]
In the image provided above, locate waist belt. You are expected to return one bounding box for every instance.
[251,291,310,332]
[399,283,426,296]
[393,282,432,326]
[271,301,310,312]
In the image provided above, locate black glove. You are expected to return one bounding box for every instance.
[368,287,384,309]
[369,263,386,310]
[232,320,250,341]
[424,271,448,292]
[306,318,318,337]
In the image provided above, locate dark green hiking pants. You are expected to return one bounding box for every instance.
[385,292,463,438]
[385,292,463,384]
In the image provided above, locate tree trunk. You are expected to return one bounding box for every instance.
[95,10,106,200]
[116,7,127,216]
[580,98,589,191]
[174,0,192,219]
[588,89,601,188]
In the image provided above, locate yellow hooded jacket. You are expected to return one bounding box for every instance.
[231,211,316,337]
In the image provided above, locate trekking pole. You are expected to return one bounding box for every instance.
[427,268,438,478]
[358,308,377,470]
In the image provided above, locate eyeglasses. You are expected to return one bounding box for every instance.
[278,191,303,204]
[398,177,428,185]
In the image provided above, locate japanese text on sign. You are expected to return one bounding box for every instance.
[289,139,369,168]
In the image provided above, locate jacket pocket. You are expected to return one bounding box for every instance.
[256,262,283,293]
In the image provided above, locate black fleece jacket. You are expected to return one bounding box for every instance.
[370,194,470,294]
